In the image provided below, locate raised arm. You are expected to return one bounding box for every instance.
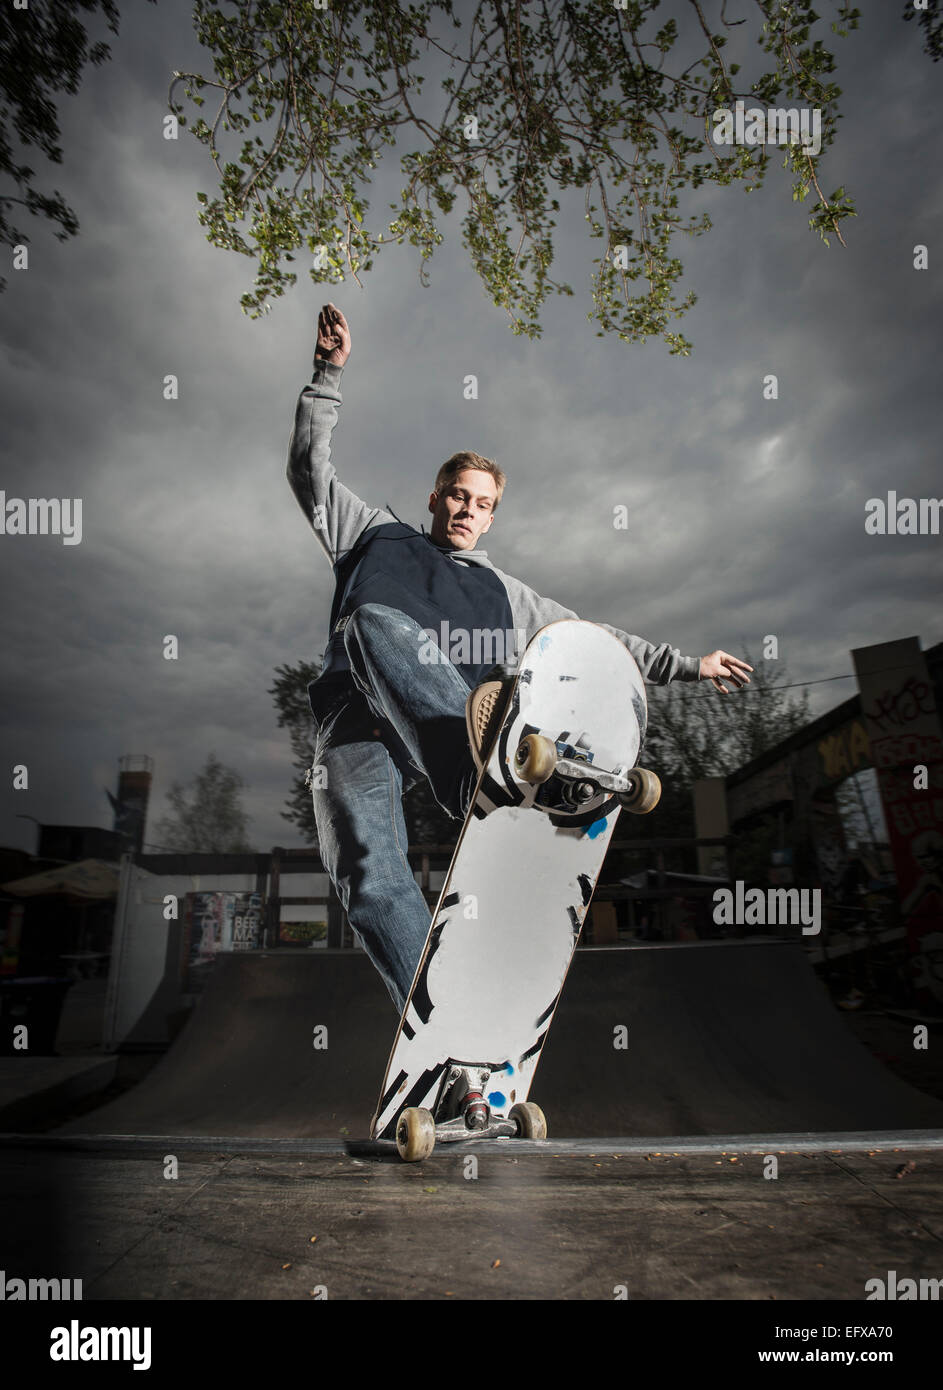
[286,304,393,564]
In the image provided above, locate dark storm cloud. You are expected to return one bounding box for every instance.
[1,0,940,851]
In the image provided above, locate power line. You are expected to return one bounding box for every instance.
[652,661,935,700]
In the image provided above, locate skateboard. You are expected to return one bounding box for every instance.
[369,619,660,1160]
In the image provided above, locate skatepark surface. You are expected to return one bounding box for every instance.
[53,940,943,1138]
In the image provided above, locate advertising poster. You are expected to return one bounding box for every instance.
[183,889,263,990]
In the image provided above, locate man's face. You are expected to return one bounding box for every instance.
[428,469,497,550]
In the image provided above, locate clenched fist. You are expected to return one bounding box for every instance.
[316,303,350,369]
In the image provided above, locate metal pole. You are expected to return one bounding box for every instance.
[102,851,135,1052]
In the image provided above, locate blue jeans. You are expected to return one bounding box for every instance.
[309,605,478,1013]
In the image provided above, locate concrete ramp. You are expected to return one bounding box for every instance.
[61,950,391,1139]
[59,942,943,1139]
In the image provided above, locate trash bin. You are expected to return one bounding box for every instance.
[0,977,74,1056]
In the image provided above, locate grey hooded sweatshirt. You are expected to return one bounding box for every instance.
[287,358,702,721]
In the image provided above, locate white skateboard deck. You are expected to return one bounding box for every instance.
[371,620,646,1141]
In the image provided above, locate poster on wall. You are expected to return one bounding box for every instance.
[183,890,263,991]
[231,892,263,951]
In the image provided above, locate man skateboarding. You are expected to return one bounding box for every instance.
[287,303,752,1013]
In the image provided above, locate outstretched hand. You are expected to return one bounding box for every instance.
[699,651,753,693]
[316,302,350,368]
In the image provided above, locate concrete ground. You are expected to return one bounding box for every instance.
[2,1134,942,1302]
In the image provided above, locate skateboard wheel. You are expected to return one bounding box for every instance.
[618,767,661,814]
[509,1101,548,1140]
[514,734,557,785]
[395,1107,436,1161]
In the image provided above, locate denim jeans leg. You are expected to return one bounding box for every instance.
[342,603,477,818]
[310,715,431,1015]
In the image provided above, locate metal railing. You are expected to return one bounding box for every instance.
[265,836,736,947]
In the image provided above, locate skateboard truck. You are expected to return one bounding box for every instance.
[394,1063,548,1161]
[514,734,662,814]
[445,1065,492,1131]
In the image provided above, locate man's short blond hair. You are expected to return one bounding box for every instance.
[434,452,507,508]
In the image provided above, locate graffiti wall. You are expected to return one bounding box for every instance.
[852,638,943,1011]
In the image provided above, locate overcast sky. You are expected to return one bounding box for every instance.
[1,0,940,856]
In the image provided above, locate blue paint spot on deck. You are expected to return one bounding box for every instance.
[538,634,551,651]
[487,1090,507,1107]
[586,817,608,839]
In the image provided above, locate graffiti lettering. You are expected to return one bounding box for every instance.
[865,676,935,735]
[890,801,943,836]
[818,720,870,781]
[871,733,943,770]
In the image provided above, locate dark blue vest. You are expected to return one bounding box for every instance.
[307,521,513,722]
